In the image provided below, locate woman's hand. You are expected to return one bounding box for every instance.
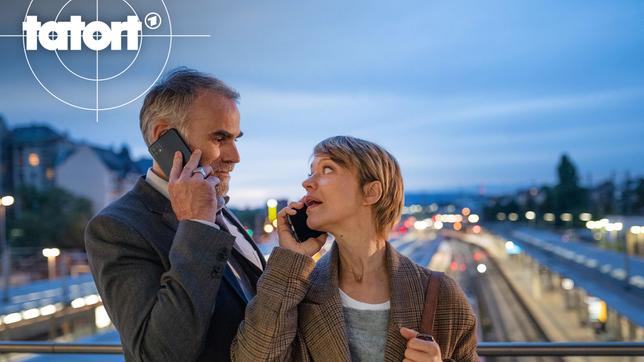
[400,327,442,362]
[276,200,327,257]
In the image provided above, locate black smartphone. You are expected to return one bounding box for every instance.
[148,128,192,177]
[287,205,324,242]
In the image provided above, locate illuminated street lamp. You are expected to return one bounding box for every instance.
[263,224,274,234]
[267,199,278,224]
[525,211,535,220]
[42,248,61,280]
[1,196,14,207]
[1,195,15,303]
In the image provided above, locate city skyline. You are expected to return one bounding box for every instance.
[1,0,643,207]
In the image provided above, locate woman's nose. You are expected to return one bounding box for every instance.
[302,175,315,190]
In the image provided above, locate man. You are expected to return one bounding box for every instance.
[85,68,265,361]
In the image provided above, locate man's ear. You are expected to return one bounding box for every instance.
[151,121,171,144]
[363,181,383,206]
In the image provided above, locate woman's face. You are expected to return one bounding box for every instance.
[301,155,364,232]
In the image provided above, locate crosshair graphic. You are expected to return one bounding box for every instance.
[0,0,210,122]
[53,0,143,82]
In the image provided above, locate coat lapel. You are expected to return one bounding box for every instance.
[300,244,352,362]
[300,242,428,361]
[383,243,428,361]
[132,176,249,304]
[222,207,267,270]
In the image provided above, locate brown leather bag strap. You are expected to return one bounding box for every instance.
[420,271,444,335]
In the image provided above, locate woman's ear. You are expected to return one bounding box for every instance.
[362,181,383,206]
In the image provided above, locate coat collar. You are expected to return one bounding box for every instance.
[304,241,427,361]
[131,177,179,231]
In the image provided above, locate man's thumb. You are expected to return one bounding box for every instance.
[400,327,419,340]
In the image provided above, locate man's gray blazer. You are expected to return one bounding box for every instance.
[85,177,265,361]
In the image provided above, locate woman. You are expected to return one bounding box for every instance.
[231,136,478,361]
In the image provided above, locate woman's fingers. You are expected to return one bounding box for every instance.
[400,327,418,340]
[275,199,326,257]
[404,348,427,361]
[407,338,440,353]
[278,207,297,217]
[400,327,441,361]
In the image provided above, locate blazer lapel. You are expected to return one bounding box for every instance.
[133,177,249,304]
[222,208,267,269]
[383,242,428,361]
[300,244,351,362]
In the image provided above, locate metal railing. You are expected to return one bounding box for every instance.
[0,341,643,356]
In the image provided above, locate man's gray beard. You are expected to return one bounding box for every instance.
[215,181,229,197]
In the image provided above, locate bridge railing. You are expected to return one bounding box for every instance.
[0,341,643,356]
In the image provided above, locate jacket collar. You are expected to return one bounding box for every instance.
[305,241,426,361]
[131,177,178,230]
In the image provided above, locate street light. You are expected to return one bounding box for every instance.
[267,199,278,224]
[525,211,536,221]
[1,194,15,303]
[1,196,15,207]
[42,248,61,280]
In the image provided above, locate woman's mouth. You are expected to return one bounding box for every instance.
[305,197,323,209]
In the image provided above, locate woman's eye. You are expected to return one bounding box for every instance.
[322,166,333,174]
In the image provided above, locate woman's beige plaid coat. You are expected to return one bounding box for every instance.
[231,242,478,361]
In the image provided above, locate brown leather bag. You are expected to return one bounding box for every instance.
[420,271,444,335]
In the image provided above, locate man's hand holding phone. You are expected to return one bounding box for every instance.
[168,149,221,223]
[277,201,327,257]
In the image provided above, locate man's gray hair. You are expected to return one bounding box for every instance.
[139,67,240,146]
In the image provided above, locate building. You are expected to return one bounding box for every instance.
[56,144,150,214]
[0,120,151,215]
[7,124,75,192]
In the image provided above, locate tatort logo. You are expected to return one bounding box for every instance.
[22,15,142,51]
[0,0,207,119]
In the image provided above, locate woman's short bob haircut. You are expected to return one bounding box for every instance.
[313,136,404,238]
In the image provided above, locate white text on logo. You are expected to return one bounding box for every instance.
[22,16,142,51]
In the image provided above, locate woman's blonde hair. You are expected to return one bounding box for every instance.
[313,136,404,237]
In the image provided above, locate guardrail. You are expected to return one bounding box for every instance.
[0,342,643,356]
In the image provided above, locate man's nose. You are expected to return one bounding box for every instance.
[221,142,240,164]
